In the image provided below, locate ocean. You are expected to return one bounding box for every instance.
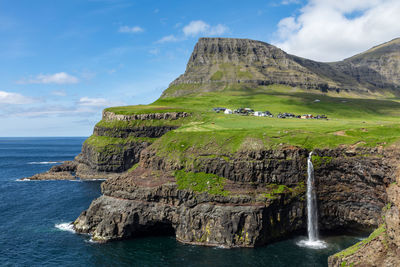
[0,137,363,266]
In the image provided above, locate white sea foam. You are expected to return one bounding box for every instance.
[297,239,328,249]
[85,238,98,244]
[16,178,31,182]
[80,179,107,181]
[28,161,61,165]
[55,222,75,233]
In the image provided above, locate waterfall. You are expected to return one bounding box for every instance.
[307,151,319,241]
[297,151,327,249]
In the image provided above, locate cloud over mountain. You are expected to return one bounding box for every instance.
[274,0,400,61]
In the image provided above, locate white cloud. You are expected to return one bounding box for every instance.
[78,97,123,107]
[18,72,79,84]
[0,91,36,104]
[118,25,144,33]
[182,20,229,37]
[273,0,400,62]
[156,34,179,43]
[7,96,125,118]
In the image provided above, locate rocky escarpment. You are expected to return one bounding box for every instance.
[328,147,400,266]
[328,184,400,267]
[331,38,400,90]
[74,166,306,247]
[25,111,189,180]
[73,146,395,247]
[102,111,190,121]
[139,146,395,230]
[162,37,400,98]
[163,38,345,97]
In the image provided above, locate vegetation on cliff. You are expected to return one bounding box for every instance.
[174,170,229,196]
[333,224,387,260]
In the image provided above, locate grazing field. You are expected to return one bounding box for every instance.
[104,85,400,153]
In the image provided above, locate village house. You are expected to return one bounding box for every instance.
[301,114,313,119]
[224,109,233,114]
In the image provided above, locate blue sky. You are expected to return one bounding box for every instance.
[1,0,400,136]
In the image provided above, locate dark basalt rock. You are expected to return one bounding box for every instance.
[102,111,190,121]
[25,112,185,180]
[73,146,396,248]
[94,125,178,138]
[74,140,150,173]
[75,179,305,247]
[328,183,400,267]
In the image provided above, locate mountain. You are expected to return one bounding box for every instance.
[331,38,400,89]
[162,37,400,98]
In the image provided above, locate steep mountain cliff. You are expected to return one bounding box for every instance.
[331,38,400,90]
[162,37,400,98]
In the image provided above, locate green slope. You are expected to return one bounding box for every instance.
[102,85,400,156]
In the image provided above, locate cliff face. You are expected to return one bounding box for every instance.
[25,111,189,180]
[328,147,400,266]
[328,185,400,267]
[331,38,400,90]
[73,146,395,247]
[162,37,400,98]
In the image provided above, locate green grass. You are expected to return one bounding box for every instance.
[105,105,189,115]
[98,84,400,156]
[210,71,224,81]
[264,184,290,199]
[333,224,386,259]
[95,115,193,128]
[85,135,156,151]
[128,163,139,172]
[237,71,253,79]
[174,170,229,196]
[263,182,306,200]
[312,155,333,168]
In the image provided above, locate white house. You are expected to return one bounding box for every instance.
[224,109,233,114]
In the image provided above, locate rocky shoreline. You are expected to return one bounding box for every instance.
[72,144,395,249]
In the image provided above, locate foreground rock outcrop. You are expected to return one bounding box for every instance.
[24,111,189,181]
[74,166,306,247]
[328,152,400,266]
[73,146,395,248]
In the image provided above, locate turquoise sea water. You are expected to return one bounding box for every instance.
[0,137,363,266]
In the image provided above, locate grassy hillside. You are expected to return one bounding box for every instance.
[104,85,400,155]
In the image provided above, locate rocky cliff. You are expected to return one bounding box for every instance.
[331,38,400,90]
[162,37,400,98]
[25,110,190,180]
[328,147,400,267]
[73,146,395,248]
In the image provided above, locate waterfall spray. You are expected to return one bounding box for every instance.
[307,151,319,241]
[297,151,327,249]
